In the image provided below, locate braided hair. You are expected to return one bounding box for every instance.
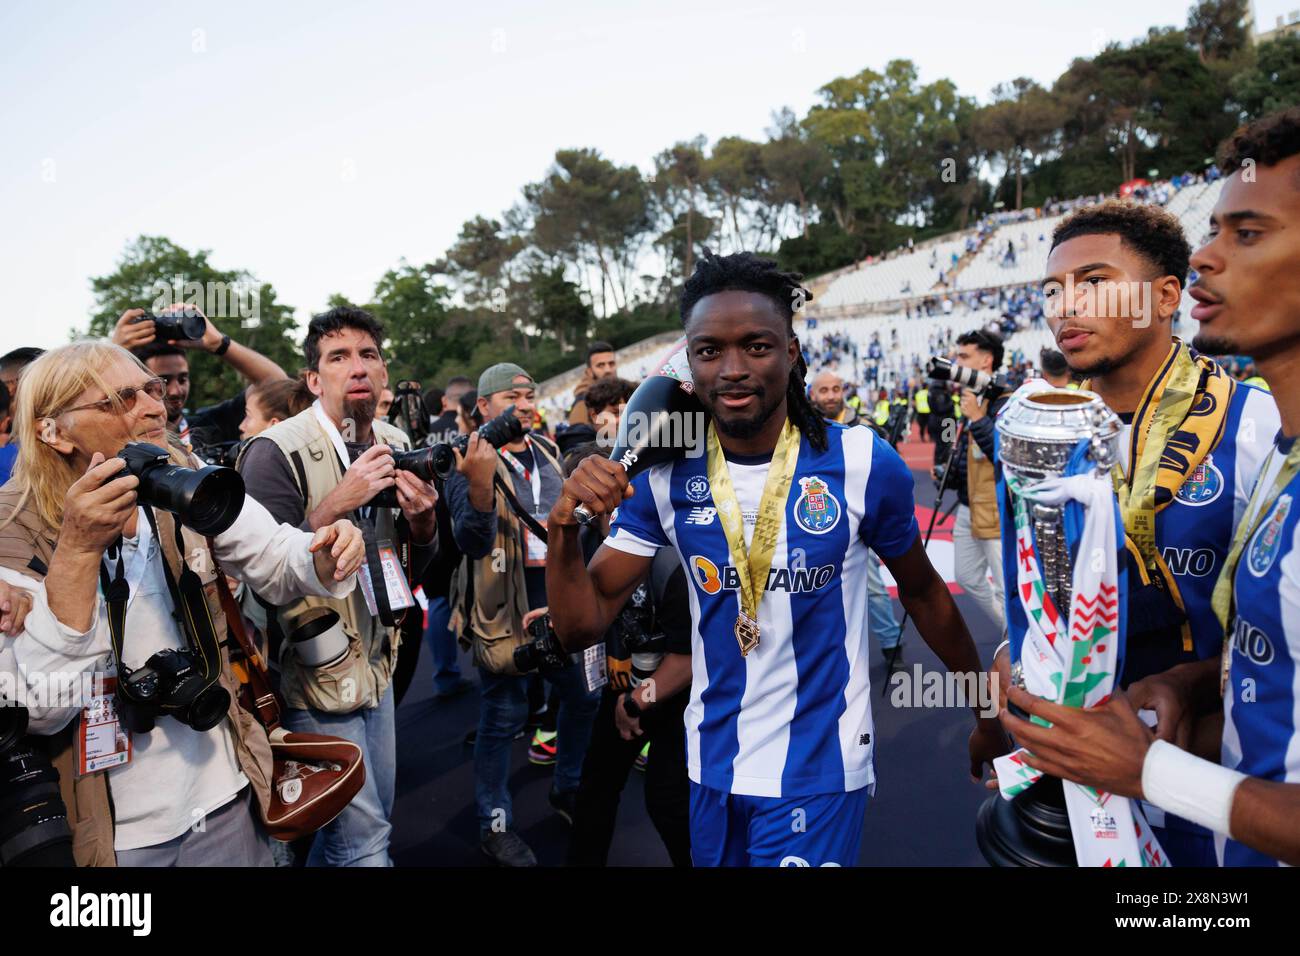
[679,250,828,452]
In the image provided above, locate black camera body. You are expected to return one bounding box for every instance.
[927,356,1008,401]
[118,442,245,536]
[118,648,231,734]
[366,445,442,509]
[512,613,569,675]
[135,309,206,343]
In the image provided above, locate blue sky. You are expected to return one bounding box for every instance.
[2,0,1289,355]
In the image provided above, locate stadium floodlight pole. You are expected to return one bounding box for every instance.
[881,416,966,693]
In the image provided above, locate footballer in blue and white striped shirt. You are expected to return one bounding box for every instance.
[1000,107,1300,867]
[546,251,1008,867]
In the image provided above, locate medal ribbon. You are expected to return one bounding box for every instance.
[706,418,801,646]
[1086,341,1232,651]
[1211,438,1300,695]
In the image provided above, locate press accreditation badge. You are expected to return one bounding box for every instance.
[78,676,132,776]
[524,514,549,568]
[359,539,416,618]
[582,642,608,694]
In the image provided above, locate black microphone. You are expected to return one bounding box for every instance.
[573,373,705,525]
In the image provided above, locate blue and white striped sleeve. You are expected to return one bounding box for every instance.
[604,469,670,557]
[859,435,920,559]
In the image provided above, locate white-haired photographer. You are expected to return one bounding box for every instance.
[0,340,363,867]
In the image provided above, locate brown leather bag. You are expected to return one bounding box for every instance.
[210,553,367,842]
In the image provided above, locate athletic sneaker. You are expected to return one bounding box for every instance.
[528,728,558,766]
[634,741,650,772]
[549,787,577,825]
[480,831,537,867]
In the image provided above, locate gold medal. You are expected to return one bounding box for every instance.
[734,612,761,656]
[707,419,800,659]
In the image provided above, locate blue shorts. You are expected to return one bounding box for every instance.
[689,782,869,867]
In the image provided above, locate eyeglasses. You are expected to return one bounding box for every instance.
[59,378,166,416]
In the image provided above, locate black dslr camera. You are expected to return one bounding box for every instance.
[512,613,569,675]
[365,406,524,508]
[118,442,245,536]
[117,648,231,734]
[926,356,1008,401]
[428,405,526,482]
[134,308,206,343]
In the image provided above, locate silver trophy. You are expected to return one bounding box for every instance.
[976,385,1122,867]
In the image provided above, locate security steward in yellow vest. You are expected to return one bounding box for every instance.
[913,384,931,442]
[443,362,600,867]
[237,307,438,867]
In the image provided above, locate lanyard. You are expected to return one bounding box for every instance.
[500,438,542,512]
[706,419,800,657]
[1212,438,1300,695]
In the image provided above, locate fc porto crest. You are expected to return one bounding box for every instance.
[1248,493,1292,577]
[1176,454,1223,506]
[685,474,712,504]
[794,475,841,535]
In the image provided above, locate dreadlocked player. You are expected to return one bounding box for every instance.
[545,252,1007,866]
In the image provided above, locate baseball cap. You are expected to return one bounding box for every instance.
[478,362,535,397]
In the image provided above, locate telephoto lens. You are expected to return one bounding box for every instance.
[138,309,206,342]
[118,442,246,536]
[0,742,75,866]
[285,607,350,668]
[0,703,28,757]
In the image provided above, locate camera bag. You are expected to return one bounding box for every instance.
[208,547,367,842]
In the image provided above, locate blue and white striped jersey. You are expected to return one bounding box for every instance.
[1119,381,1279,678]
[605,422,919,798]
[1219,432,1300,867]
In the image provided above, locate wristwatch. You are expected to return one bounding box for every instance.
[622,690,642,719]
[212,333,232,356]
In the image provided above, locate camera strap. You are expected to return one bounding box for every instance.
[204,539,282,731]
[357,515,404,629]
[99,506,226,711]
[493,472,548,543]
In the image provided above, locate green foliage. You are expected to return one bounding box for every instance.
[1230,35,1300,118]
[84,236,300,410]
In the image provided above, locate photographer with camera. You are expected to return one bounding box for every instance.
[236,307,436,867]
[934,330,1008,635]
[111,306,289,458]
[0,341,363,867]
[443,363,600,867]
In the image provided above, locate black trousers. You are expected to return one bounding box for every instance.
[566,687,691,867]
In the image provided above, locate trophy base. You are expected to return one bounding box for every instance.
[975,775,1077,867]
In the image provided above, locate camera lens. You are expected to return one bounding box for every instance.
[0,743,74,866]
[183,467,245,535]
[0,705,29,757]
[181,685,231,732]
[139,461,245,536]
[393,447,437,482]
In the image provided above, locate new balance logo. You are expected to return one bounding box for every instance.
[685,507,717,525]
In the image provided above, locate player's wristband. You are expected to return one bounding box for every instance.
[1141,739,1247,838]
